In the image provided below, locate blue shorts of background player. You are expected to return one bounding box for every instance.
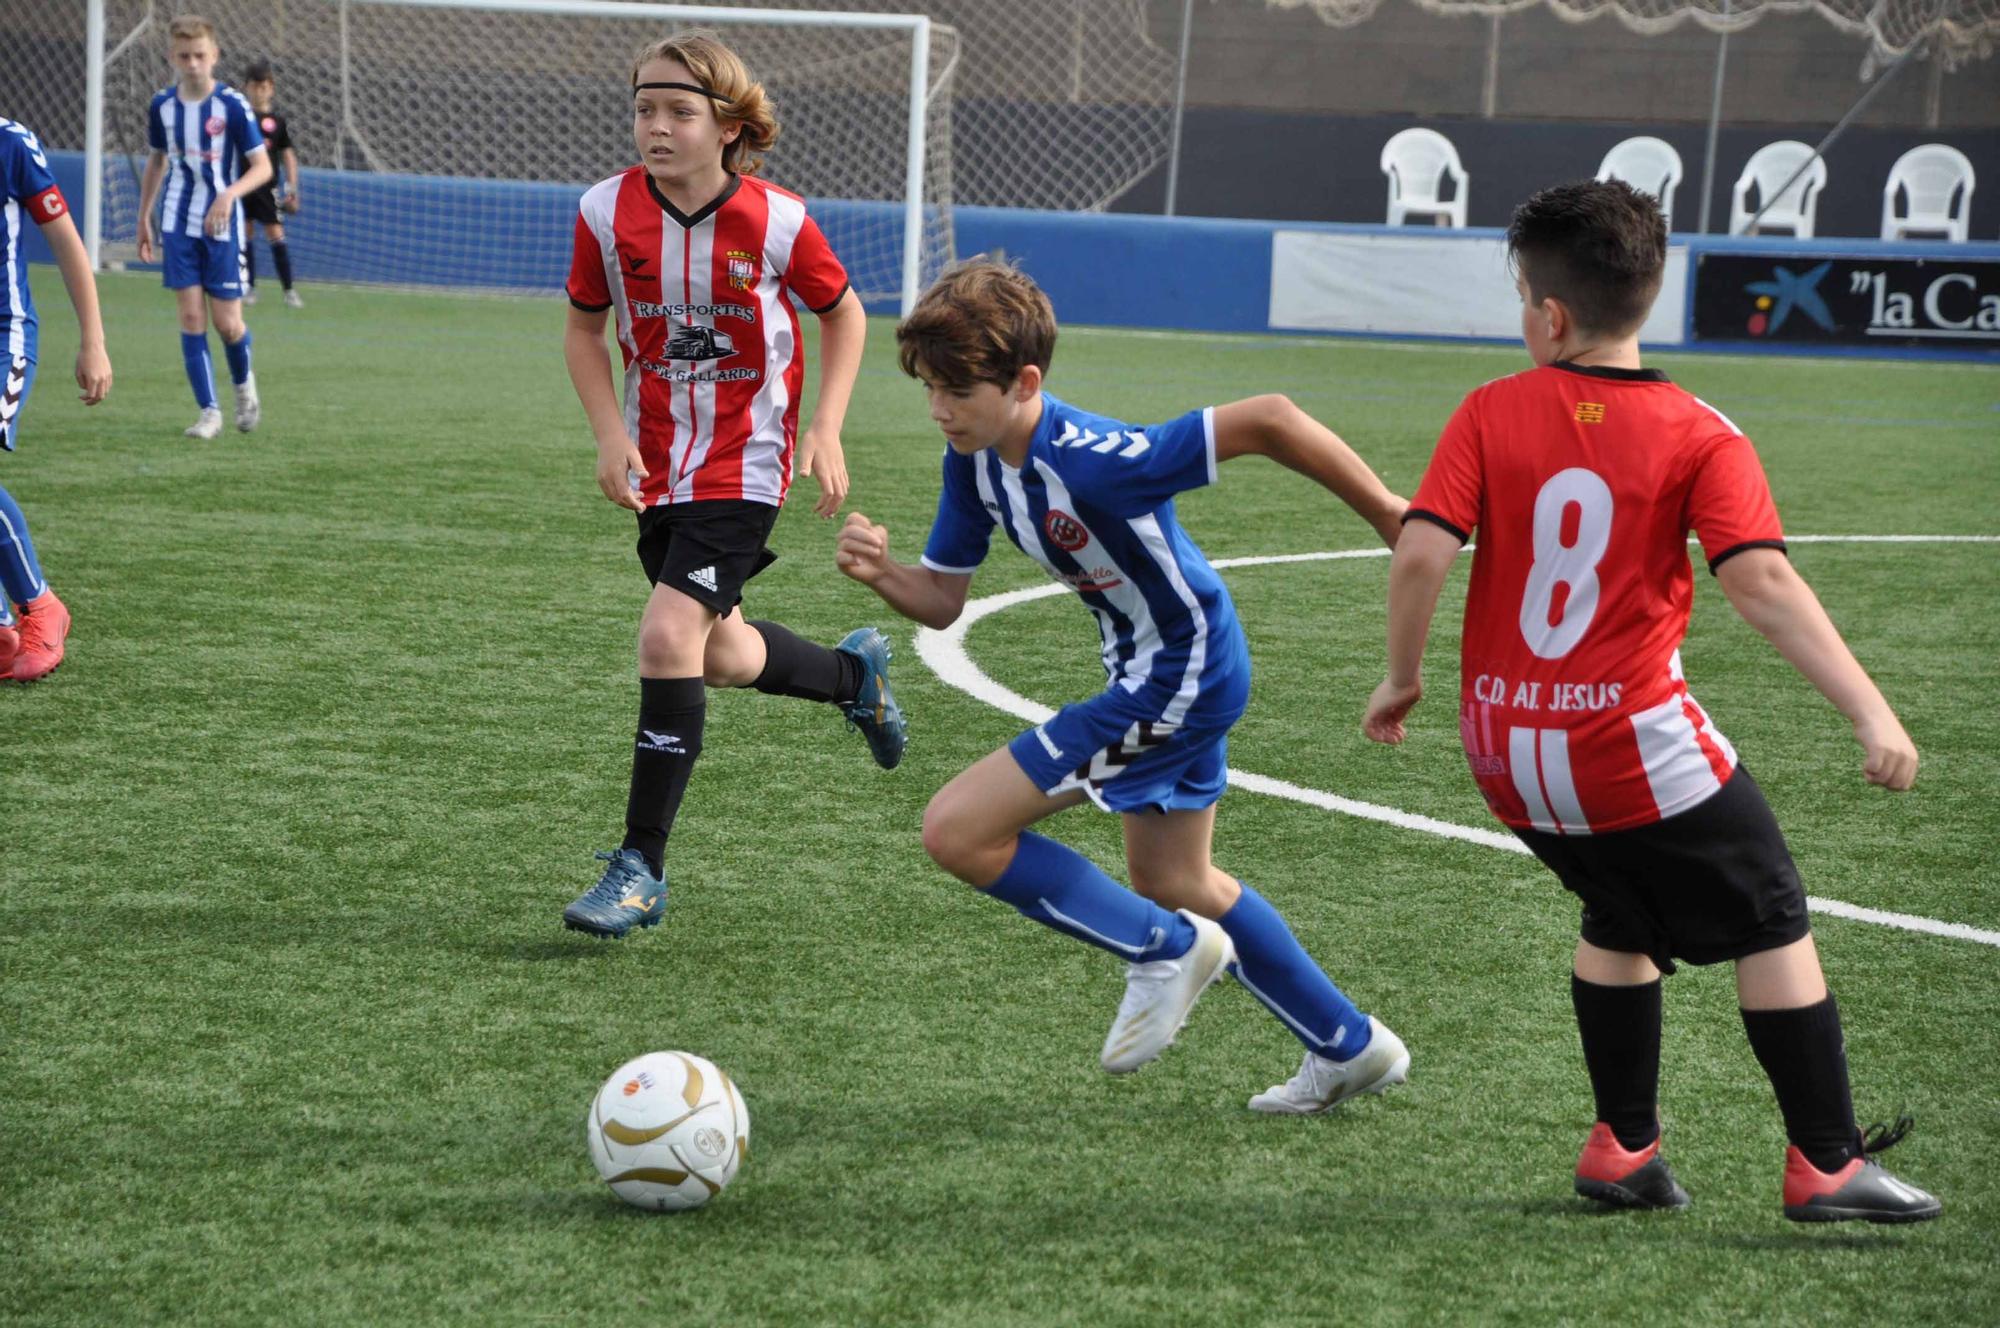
[160,232,245,300]
[839,257,1417,1113]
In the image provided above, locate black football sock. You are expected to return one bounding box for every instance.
[245,243,257,288]
[747,619,861,704]
[270,240,295,290]
[1572,974,1664,1152]
[1741,994,1861,1173]
[621,676,705,876]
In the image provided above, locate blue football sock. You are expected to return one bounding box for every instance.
[1219,882,1373,1059]
[982,832,1195,963]
[222,328,252,386]
[181,332,217,409]
[0,483,48,612]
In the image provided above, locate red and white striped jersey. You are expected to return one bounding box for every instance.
[566,169,849,508]
[1409,361,1786,835]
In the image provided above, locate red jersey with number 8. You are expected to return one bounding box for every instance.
[1408,362,1786,834]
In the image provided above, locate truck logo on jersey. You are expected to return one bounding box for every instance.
[662,323,737,362]
[1044,510,1089,552]
[725,249,759,291]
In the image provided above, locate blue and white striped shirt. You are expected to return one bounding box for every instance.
[1,118,63,365]
[147,82,265,240]
[922,392,1249,719]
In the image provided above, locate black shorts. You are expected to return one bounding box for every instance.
[242,189,281,226]
[635,498,779,614]
[1513,766,1809,972]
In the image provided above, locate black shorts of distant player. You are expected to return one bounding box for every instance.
[1514,766,1809,976]
[241,186,281,227]
[635,498,779,615]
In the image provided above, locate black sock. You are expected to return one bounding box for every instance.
[245,243,257,288]
[747,620,861,704]
[621,676,705,876]
[1572,974,1663,1152]
[271,240,294,290]
[1741,994,1861,1172]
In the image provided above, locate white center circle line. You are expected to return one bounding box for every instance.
[915,538,2000,950]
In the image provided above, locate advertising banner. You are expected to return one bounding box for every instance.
[1692,252,2000,350]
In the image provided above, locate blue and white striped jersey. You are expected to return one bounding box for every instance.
[1,118,65,364]
[922,392,1249,709]
[147,83,265,239]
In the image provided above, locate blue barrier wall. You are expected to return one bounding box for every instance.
[37,151,2000,360]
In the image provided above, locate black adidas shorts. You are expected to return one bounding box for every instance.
[1513,766,1810,973]
[636,498,779,614]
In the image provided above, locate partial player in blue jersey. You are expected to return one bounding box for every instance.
[0,119,112,683]
[837,259,1412,1111]
[135,14,271,440]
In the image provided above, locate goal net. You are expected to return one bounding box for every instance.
[3,0,1185,311]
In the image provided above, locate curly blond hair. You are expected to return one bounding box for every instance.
[630,31,778,176]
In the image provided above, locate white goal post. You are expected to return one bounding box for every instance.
[81,0,947,312]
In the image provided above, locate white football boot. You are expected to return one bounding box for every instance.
[1100,911,1234,1074]
[283,289,304,308]
[184,406,224,439]
[1248,1017,1410,1114]
[234,372,261,433]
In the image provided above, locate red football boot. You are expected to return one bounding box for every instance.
[11,589,70,683]
[1783,1116,1940,1223]
[0,619,18,677]
[1575,1121,1691,1210]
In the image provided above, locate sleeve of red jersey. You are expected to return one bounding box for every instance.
[1405,395,1483,544]
[785,213,850,316]
[1689,428,1786,574]
[565,212,612,312]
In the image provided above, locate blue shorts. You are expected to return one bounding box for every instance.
[162,232,246,299]
[1008,666,1251,815]
[1,353,37,453]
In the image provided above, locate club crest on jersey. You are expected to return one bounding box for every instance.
[725,249,758,291]
[663,322,737,363]
[261,116,276,134]
[1044,510,1090,552]
[205,115,227,136]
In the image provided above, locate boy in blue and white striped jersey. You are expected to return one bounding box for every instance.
[838,258,1412,1111]
[136,14,270,439]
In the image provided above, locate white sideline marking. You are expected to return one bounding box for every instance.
[915,538,2000,950]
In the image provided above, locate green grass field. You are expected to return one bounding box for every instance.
[4,271,1996,1325]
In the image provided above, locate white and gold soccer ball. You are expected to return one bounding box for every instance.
[586,1051,749,1211]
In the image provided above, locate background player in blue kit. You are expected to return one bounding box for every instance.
[837,259,1411,1110]
[0,118,112,684]
[136,14,270,439]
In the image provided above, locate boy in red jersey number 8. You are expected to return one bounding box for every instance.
[1366,180,1938,1223]
[559,32,904,939]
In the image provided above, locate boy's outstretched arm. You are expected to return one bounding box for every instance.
[1212,394,1405,547]
[835,511,970,630]
[1715,548,1917,789]
[1363,520,1462,744]
[798,289,867,518]
[39,208,110,403]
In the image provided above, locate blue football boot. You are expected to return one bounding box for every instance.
[562,849,667,938]
[836,626,907,770]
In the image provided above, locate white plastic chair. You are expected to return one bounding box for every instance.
[1380,128,1468,228]
[1729,140,1828,238]
[1881,143,1975,241]
[1597,135,1684,231]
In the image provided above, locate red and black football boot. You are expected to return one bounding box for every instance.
[1784,1115,1941,1223]
[1575,1121,1692,1210]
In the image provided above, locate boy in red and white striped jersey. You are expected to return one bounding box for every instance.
[1365,180,1938,1224]
[559,31,902,940]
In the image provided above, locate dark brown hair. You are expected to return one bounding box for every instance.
[895,257,1057,390]
[1507,179,1667,337]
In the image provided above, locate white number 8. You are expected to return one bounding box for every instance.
[1518,467,1613,659]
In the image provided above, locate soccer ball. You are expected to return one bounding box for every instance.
[586,1051,749,1211]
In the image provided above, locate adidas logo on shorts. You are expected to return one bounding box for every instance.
[687,565,719,592]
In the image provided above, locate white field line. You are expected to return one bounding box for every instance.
[915,538,2000,950]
